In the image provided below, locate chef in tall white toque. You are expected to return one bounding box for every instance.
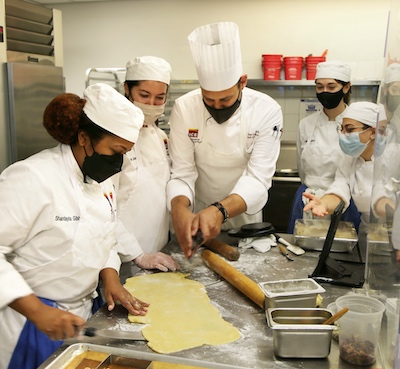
[166,22,283,258]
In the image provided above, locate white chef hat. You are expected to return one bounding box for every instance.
[343,101,380,127]
[384,63,400,84]
[125,56,172,85]
[315,61,351,82]
[83,83,144,143]
[188,21,243,91]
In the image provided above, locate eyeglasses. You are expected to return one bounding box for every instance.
[337,125,371,136]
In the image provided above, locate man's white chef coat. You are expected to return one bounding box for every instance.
[166,86,283,229]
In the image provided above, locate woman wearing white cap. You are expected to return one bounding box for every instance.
[0,84,154,369]
[114,56,179,278]
[167,22,283,257]
[303,101,385,255]
[288,60,361,233]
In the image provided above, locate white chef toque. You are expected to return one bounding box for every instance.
[188,21,243,91]
[343,101,380,127]
[315,61,351,82]
[384,63,400,84]
[125,56,172,85]
[83,83,144,143]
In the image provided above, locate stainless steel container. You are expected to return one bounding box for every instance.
[258,278,325,309]
[293,219,357,252]
[266,308,336,358]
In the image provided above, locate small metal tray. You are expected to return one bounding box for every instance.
[258,278,325,309]
[293,219,358,252]
[266,308,336,358]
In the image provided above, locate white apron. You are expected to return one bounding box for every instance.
[0,146,117,368]
[194,101,262,229]
[117,123,170,254]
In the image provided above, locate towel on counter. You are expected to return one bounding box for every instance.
[238,234,277,253]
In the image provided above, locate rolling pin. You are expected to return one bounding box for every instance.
[201,249,265,309]
[204,239,240,261]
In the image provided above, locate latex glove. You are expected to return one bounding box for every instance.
[238,234,277,253]
[134,252,179,272]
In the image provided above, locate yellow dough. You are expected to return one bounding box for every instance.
[124,272,240,353]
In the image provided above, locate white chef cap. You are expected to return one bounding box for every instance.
[125,56,172,85]
[343,101,379,127]
[384,63,400,84]
[315,61,351,82]
[188,21,243,91]
[83,83,144,143]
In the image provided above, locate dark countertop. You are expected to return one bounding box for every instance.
[38,233,387,369]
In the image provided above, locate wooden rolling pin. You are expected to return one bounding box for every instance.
[204,239,240,261]
[201,249,265,309]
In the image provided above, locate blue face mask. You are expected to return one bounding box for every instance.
[339,129,370,157]
[374,132,387,157]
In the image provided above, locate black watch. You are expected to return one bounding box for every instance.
[210,202,228,223]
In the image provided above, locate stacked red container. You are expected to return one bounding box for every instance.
[305,56,326,80]
[283,57,304,80]
[262,54,282,80]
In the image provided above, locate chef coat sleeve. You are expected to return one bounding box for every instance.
[230,96,283,214]
[113,219,144,263]
[324,158,353,210]
[0,163,53,309]
[166,95,198,210]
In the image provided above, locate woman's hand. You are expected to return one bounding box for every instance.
[134,252,179,272]
[303,192,329,217]
[100,268,149,316]
[10,294,85,341]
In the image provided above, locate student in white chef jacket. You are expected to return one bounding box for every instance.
[0,84,175,369]
[166,22,283,257]
[115,56,178,279]
[303,102,385,256]
[288,61,361,233]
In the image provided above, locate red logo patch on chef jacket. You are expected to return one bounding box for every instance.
[188,128,199,139]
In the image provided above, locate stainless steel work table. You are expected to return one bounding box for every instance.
[39,233,389,369]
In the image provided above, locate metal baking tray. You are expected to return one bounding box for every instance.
[293,219,358,252]
[368,223,392,255]
[258,278,325,309]
[39,343,216,369]
[266,308,336,358]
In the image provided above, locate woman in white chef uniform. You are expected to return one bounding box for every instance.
[287,61,361,233]
[303,101,385,255]
[0,84,156,369]
[115,57,178,280]
[167,22,283,257]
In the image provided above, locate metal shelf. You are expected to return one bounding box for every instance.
[247,79,381,86]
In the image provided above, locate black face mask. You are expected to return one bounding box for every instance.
[82,149,123,183]
[203,93,242,124]
[386,93,400,113]
[316,88,345,109]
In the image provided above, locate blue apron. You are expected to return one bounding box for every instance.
[7,298,63,369]
[287,184,361,234]
[7,293,103,369]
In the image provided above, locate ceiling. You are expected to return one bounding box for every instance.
[31,0,129,5]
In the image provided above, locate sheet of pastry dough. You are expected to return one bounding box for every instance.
[124,272,240,353]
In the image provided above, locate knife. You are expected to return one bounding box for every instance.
[274,234,305,256]
[279,244,294,261]
[82,327,147,341]
[189,230,204,259]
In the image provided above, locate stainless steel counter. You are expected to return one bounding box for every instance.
[39,233,390,369]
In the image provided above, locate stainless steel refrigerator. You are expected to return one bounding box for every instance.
[6,62,64,163]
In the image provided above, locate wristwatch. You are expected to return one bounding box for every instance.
[210,202,228,223]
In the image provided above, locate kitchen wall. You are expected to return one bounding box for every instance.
[48,0,390,95]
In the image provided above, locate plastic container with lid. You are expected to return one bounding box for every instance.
[283,56,303,80]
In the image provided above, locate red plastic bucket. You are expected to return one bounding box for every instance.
[305,56,326,80]
[283,56,303,80]
[262,54,282,80]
